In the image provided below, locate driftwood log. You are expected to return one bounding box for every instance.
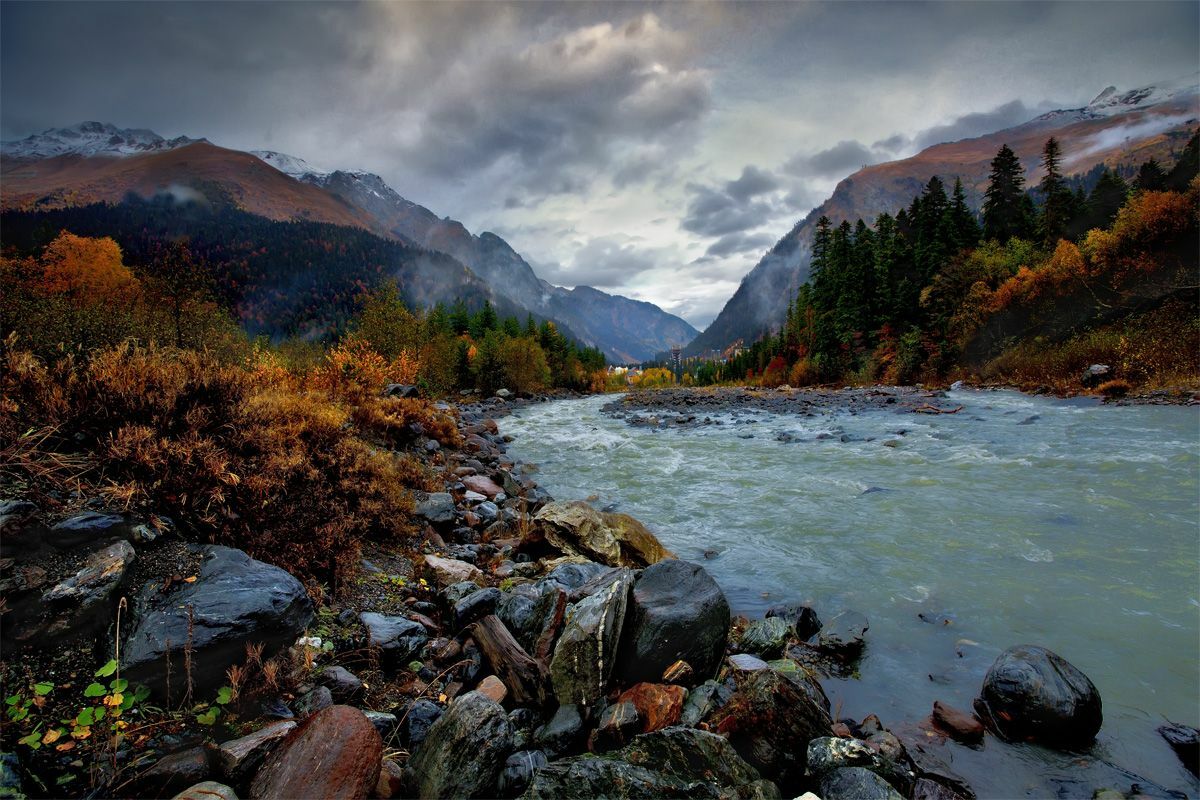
[470,614,551,707]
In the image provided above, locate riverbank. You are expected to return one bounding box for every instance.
[2,386,1198,799]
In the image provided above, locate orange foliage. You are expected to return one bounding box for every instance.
[760,355,789,387]
[308,337,419,402]
[39,230,138,303]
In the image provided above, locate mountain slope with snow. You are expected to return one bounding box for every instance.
[686,77,1200,356]
[1,122,203,160]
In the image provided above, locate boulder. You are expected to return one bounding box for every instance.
[454,588,503,629]
[359,613,428,669]
[766,603,822,640]
[319,666,364,703]
[588,700,641,752]
[614,560,730,686]
[293,686,333,717]
[172,782,238,800]
[974,645,1102,748]
[122,546,313,698]
[819,767,905,800]
[363,711,398,739]
[533,704,585,758]
[383,383,419,398]
[497,583,563,654]
[408,691,514,799]
[1081,364,1112,388]
[740,617,792,657]
[680,679,734,727]
[218,720,296,785]
[23,539,136,640]
[133,746,217,798]
[549,570,632,708]
[401,699,443,749]
[532,502,672,568]
[424,555,483,586]
[250,706,382,800]
[498,750,548,798]
[806,737,915,796]
[522,726,778,799]
[463,475,504,498]
[709,668,833,794]
[49,511,133,548]
[616,683,685,734]
[414,493,455,526]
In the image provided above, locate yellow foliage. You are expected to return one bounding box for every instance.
[39,231,137,303]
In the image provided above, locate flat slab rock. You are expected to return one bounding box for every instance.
[424,554,483,586]
[250,705,382,800]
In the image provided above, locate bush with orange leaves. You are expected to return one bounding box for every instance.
[307,336,421,403]
[0,337,431,593]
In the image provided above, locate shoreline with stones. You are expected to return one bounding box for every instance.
[2,387,1197,800]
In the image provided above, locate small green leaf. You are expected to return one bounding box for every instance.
[108,678,128,693]
[133,685,151,702]
[196,708,220,725]
[5,694,20,706]
[407,660,423,672]
[215,686,232,705]
[120,693,135,712]
[18,731,41,750]
[56,774,77,786]
[95,660,118,678]
[75,708,96,727]
[33,682,54,696]
[84,683,106,698]
[9,707,29,722]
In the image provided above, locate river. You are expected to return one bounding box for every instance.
[500,388,1200,797]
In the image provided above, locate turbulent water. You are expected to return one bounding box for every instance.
[501,388,1200,796]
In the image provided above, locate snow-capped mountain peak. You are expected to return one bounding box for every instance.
[1083,73,1199,115]
[250,150,329,179]
[0,121,202,159]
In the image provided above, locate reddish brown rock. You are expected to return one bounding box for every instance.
[662,660,694,686]
[618,682,685,733]
[250,705,382,800]
[932,701,985,744]
[463,475,504,498]
[477,675,508,704]
[374,760,405,799]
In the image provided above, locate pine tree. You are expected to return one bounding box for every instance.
[982,144,1029,242]
[1165,132,1200,190]
[946,178,981,251]
[1134,159,1167,191]
[1036,137,1072,244]
[1086,169,1129,230]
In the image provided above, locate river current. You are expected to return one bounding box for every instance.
[501,388,1200,797]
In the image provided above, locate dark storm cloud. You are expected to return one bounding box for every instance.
[680,183,778,237]
[725,166,779,201]
[704,231,776,258]
[783,140,882,180]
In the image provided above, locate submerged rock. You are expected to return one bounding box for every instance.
[813,610,869,655]
[740,616,792,657]
[1158,721,1199,776]
[615,559,730,686]
[766,603,822,641]
[974,645,1102,748]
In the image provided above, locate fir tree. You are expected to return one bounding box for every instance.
[946,178,981,251]
[1036,137,1072,244]
[982,144,1029,242]
[1134,159,1167,191]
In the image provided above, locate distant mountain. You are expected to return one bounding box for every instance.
[0,121,204,160]
[0,127,697,362]
[247,149,698,362]
[687,77,1200,356]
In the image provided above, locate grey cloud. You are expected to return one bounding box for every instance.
[872,133,910,154]
[705,231,775,258]
[680,183,777,237]
[911,100,1036,150]
[783,139,881,179]
[539,235,658,288]
[724,165,778,200]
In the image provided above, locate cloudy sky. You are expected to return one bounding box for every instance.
[3,1,1197,328]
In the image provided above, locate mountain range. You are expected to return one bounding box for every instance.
[686,76,1199,356]
[0,124,697,363]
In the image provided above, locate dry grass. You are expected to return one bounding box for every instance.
[0,337,442,592]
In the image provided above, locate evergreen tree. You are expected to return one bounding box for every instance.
[1165,132,1200,190]
[1134,159,1167,191]
[982,144,1029,242]
[525,313,538,337]
[1036,137,1072,244]
[946,178,981,252]
[1084,169,1128,231]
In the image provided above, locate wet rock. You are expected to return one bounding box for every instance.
[424,554,483,586]
[363,711,398,739]
[0,499,38,536]
[172,781,238,800]
[463,475,504,498]
[293,686,333,717]
[133,745,217,798]
[477,675,508,704]
[680,679,734,727]
[122,546,313,698]
[497,584,561,654]
[454,587,502,629]
[709,668,833,793]
[599,512,673,566]
[728,653,771,672]
[617,682,685,734]
[814,610,869,655]
[408,691,514,799]
[414,493,456,525]
[475,501,500,525]
[661,660,694,686]
[913,778,969,800]
[31,539,136,639]
[931,701,984,744]
[974,645,1102,748]
[402,699,443,749]
[383,383,419,398]
[533,704,585,758]
[442,580,482,606]
[549,570,631,708]
[49,511,132,548]
[319,666,364,702]
[359,612,428,668]
[217,720,296,785]
[532,502,671,568]
[740,617,792,657]
[820,766,905,800]
[250,706,382,800]
[1157,721,1199,776]
[589,700,641,752]
[615,559,730,686]
[807,737,915,796]
[766,603,822,640]
[523,726,777,799]
[498,750,548,798]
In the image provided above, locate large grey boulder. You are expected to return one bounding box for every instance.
[408,691,514,799]
[549,570,632,708]
[360,612,428,669]
[974,645,1102,748]
[121,546,313,698]
[521,726,778,799]
[614,559,730,686]
[820,767,905,800]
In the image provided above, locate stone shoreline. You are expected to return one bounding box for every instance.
[1,388,1196,799]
